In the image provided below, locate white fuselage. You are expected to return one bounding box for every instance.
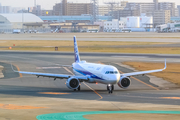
[72,61,120,84]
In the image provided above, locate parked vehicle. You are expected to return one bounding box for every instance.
[13,29,21,34]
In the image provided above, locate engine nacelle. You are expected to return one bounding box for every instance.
[66,77,80,89]
[118,77,131,89]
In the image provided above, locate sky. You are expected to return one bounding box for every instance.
[0,0,179,9]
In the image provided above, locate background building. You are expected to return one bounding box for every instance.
[113,9,140,19]
[174,8,179,17]
[0,6,11,13]
[178,5,180,17]
[0,13,43,29]
[66,3,93,16]
[158,2,175,17]
[39,15,112,23]
[104,19,124,32]
[153,10,171,26]
[53,0,93,16]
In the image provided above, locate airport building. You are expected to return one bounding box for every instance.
[39,15,112,23]
[0,13,44,29]
[171,17,180,22]
[104,19,124,32]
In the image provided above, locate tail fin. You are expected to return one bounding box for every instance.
[74,36,80,63]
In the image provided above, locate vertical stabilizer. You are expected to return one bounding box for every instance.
[74,36,80,62]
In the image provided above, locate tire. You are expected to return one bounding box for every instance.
[112,85,114,91]
[107,85,109,91]
[78,86,80,91]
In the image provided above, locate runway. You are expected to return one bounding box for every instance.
[1,33,180,42]
[0,51,179,120]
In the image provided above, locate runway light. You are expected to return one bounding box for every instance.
[96,83,98,84]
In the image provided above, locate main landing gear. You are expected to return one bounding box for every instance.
[107,84,114,94]
[74,85,81,91]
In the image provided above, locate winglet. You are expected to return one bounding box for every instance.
[164,59,167,70]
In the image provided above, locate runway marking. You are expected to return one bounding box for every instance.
[161,97,180,100]
[0,103,46,110]
[13,64,23,78]
[36,111,180,120]
[63,67,74,74]
[38,92,71,95]
[98,62,159,90]
[63,67,103,100]
[83,82,103,100]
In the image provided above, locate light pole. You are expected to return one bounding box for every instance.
[22,9,24,32]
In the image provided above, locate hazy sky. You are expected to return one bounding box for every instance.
[0,0,180,9]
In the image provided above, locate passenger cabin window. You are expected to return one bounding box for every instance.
[105,71,118,74]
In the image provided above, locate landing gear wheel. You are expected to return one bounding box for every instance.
[112,85,114,91]
[107,85,109,91]
[107,84,113,94]
[78,86,81,91]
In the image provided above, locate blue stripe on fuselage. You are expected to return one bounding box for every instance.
[73,68,104,80]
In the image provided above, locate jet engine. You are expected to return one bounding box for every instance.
[118,77,131,89]
[66,77,80,89]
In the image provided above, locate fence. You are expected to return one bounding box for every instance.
[0,28,52,34]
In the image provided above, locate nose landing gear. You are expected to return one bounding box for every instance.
[107,84,114,94]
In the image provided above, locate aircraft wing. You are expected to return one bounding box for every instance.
[121,60,166,77]
[11,64,88,81]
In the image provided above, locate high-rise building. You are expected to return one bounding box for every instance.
[177,5,180,17]
[98,5,125,16]
[153,10,170,25]
[153,0,159,10]
[158,2,175,17]
[174,8,179,17]
[66,3,93,16]
[32,5,41,16]
[113,9,140,19]
[125,1,176,17]
[126,2,155,14]
[53,3,63,16]
[0,6,11,13]
[52,0,93,16]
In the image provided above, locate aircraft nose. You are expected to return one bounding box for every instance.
[111,74,120,83]
[116,74,120,82]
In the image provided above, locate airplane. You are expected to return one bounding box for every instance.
[12,36,166,94]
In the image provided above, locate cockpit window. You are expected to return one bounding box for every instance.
[114,71,118,74]
[105,71,109,74]
[105,71,118,74]
[110,71,114,74]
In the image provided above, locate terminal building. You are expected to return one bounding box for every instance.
[39,15,112,23]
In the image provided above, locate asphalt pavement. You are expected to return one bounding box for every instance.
[0,51,179,120]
